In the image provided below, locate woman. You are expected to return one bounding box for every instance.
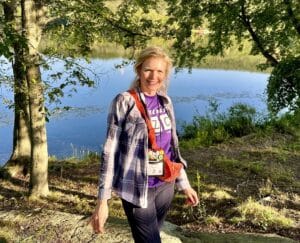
[90,46,199,243]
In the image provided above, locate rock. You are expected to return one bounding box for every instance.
[0,209,185,242]
[0,210,296,242]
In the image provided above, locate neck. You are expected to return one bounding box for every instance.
[143,91,157,96]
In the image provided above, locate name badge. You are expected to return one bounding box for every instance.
[147,149,164,176]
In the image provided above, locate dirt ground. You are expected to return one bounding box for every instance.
[0,132,299,242]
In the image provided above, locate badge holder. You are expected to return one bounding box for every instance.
[147,149,164,176]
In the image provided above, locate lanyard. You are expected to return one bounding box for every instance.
[128,89,159,150]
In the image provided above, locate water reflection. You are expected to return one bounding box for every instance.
[172,92,265,103]
[50,106,105,120]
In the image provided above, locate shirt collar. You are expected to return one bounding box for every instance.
[136,87,170,105]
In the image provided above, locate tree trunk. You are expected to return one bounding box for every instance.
[27,65,49,197]
[6,51,32,177]
[22,0,49,197]
[2,1,31,177]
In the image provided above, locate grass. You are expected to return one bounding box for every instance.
[211,156,295,185]
[170,109,299,239]
[204,215,223,226]
[193,52,269,72]
[232,197,295,229]
[0,226,16,242]
[202,189,233,200]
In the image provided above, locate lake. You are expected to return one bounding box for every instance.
[0,58,269,165]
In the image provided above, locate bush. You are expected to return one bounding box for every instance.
[261,109,300,135]
[180,100,299,147]
[224,103,256,137]
[180,102,257,146]
[267,57,300,114]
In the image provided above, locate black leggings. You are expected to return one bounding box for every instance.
[122,182,175,243]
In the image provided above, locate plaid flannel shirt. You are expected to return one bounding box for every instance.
[98,90,191,208]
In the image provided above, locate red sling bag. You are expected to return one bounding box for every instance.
[128,89,183,182]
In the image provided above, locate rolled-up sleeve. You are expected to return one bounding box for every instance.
[175,167,191,191]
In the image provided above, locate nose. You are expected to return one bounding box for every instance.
[149,71,158,80]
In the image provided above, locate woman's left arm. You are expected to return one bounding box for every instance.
[176,168,199,206]
[167,95,199,206]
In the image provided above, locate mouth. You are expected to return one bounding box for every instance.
[146,80,159,85]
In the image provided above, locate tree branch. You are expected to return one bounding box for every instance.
[238,2,279,66]
[103,16,151,38]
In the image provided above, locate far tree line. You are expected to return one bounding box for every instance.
[0,0,299,198]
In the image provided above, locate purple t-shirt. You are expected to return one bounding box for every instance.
[145,94,172,188]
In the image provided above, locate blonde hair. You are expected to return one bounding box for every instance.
[129,46,173,94]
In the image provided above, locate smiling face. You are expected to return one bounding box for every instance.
[138,57,167,96]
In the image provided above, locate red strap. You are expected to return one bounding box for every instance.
[128,89,183,182]
[128,89,159,150]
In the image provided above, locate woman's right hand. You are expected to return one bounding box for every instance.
[89,199,109,233]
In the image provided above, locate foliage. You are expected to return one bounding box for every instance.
[267,57,300,113]
[43,0,165,56]
[181,98,300,148]
[180,101,258,147]
[260,109,300,135]
[141,0,300,113]
[163,0,300,67]
[42,57,97,120]
[0,17,15,59]
[224,103,257,137]
[1,0,167,115]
